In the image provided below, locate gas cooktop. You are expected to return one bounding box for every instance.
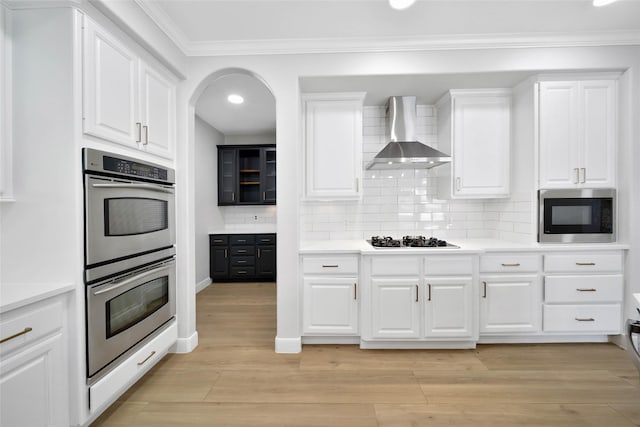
[368,235,460,249]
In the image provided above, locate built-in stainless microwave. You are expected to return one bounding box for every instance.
[538,188,615,243]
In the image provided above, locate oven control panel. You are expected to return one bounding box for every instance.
[83,148,175,184]
[103,155,168,181]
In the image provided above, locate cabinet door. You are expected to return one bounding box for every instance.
[538,81,580,188]
[303,278,358,335]
[0,335,68,427]
[423,277,475,339]
[581,80,616,188]
[480,275,541,334]
[218,148,237,205]
[304,94,364,200]
[139,62,175,159]
[370,278,420,339]
[452,93,510,198]
[210,246,230,280]
[261,148,277,204]
[83,18,138,147]
[256,245,276,280]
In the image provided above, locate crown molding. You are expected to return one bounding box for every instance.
[183,30,640,56]
[128,1,640,57]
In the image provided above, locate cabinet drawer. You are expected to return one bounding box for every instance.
[370,256,419,276]
[231,256,255,267]
[231,267,256,278]
[231,246,255,256]
[544,252,622,273]
[425,256,473,276]
[0,298,63,354]
[545,275,623,303]
[210,235,228,246]
[480,254,541,273]
[230,235,255,245]
[543,304,621,333]
[256,234,276,245]
[303,256,358,275]
[90,321,177,411]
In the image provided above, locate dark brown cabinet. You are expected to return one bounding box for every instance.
[210,233,276,282]
[217,145,276,206]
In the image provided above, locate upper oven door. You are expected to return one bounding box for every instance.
[85,175,175,267]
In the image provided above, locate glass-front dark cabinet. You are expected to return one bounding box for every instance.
[217,145,276,206]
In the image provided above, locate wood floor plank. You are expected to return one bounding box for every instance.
[203,370,427,404]
[95,402,379,427]
[300,344,488,371]
[374,403,638,427]
[415,369,640,404]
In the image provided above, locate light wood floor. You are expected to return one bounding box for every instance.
[93,282,640,426]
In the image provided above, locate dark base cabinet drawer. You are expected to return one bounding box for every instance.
[209,233,276,282]
[231,267,256,278]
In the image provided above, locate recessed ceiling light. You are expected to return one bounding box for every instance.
[593,0,619,6]
[389,0,416,10]
[227,94,244,104]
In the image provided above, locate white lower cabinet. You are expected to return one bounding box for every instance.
[363,255,476,344]
[370,278,421,339]
[0,295,69,427]
[479,275,542,334]
[479,253,542,335]
[303,278,358,335]
[424,277,474,339]
[301,255,359,336]
[543,252,624,334]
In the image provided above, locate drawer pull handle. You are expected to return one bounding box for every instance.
[237,240,247,243]
[1,327,33,344]
[137,351,156,366]
[238,271,248,274]
[575,317,595,322]
[576,262,596,266]
[237,250,247,254]
[237,261,247,264]
[214,239,224,243]
[261,239,271,242]
[576,288,597,292]
[322,264,339,268]
[501,263,520,267]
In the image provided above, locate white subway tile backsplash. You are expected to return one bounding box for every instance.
[301,104,534,242]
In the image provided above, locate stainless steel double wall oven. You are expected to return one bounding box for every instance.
[83,148,176,382]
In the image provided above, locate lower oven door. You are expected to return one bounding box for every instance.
[86,258,176,378]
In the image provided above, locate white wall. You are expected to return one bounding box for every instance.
[194,115,224,288]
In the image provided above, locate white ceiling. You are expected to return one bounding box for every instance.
[156,0,640,135]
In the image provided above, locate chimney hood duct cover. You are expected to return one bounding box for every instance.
[366,96,451,170]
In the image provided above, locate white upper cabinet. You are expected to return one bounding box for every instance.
[538,79,616,189]
[437,89,511,199]
[139,62,176,159]
[302,92,365,200]
[83,17,176,160]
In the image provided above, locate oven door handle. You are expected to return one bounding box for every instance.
[93,265,171,296]
[91,183,174,194]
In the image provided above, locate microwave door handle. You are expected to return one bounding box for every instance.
[93,265,170,296]
[91,183,174,194]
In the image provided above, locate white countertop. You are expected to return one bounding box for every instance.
[210,225,277,234]
[0,282,75,314]
[299,238,629,255]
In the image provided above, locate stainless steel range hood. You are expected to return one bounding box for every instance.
[366,96,451,170]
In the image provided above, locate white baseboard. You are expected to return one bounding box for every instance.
[172,330,199,353]
[196,278,211,294]
[275,336,302,353]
